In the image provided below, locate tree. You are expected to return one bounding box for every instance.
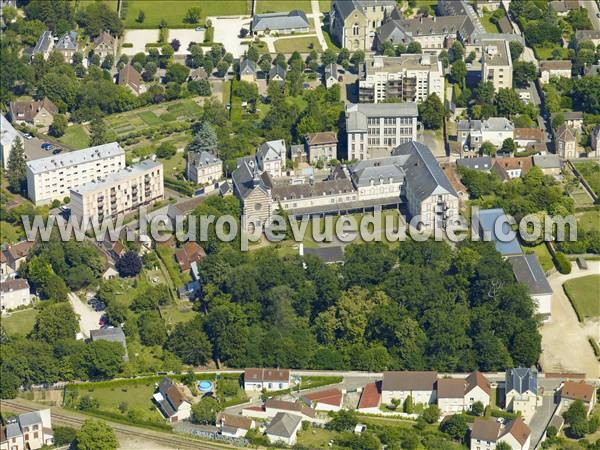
[407,41,422,54]
[184,7,202,24]
[551,112,565,130]
[421,405,441,424]
[89,117,107,147]
[7,138,26,194]
[32,303,79,343]
[101,54,114,70]
[418,93,444,129]
[450,60,467,88]
[566,7,592,31]
[49,114,68,137]
[167,318,213,366]
[192,397,222,424]
[500,138,517,154]
[75,420,118,450]
[165,63,189,84]
[136,10,145,23]
[449,40,464,63]
[440,414,468,440]
[189,122,217,153]
[258,53,272,73]
[77,340,124,379]
[509,41,524,61]
[513,61,537,88]
[350,50,365,71]
[246,46,259,62]
[156,142,176,159]
[495,88,522,118]
[321,48,337,65]
[326,410,358,432]
[470,401,484,416]
[403,396,414,413]
[115,251,142,278]
[495,443,512,450]
[76,2,123,37]
[138,311,167,346]
[475,81,495,104]
[53,426,77,446]
[170,39,181,52]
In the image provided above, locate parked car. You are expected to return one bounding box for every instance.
[23,133,33,140]
[41,143,51,150]
[52,148,62,154]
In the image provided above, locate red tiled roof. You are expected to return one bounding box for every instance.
[303,388,343,407]
[358,381,381,409]
[306,131,338,146]
[465,371,491,396]
[561,381,596,403]
[5,241,35,261]
[502,418,531,446]
[245,368,290,383]
[265,399,316,418]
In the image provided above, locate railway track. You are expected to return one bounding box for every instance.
[1,400,237,450]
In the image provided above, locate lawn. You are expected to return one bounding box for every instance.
[274,35,322,53]
[255,1,312,13]
[318,0,332,13]
[322,25,340,51]
[577,210,600,233]
[123,1,247,28]
[0,220,24,244]
[78,0,118,11]
[297,426,339,448]
[481,12,501,33]
[571,187,594,209]
[156,245,190,288]
[533,46,570,60]
[2,309,38,337]
[59,125,90,150]
[138,111,162,126]
[160,301,195,327]
[563,275,600,321]
[574,161,600,197]
[524,244,554,272]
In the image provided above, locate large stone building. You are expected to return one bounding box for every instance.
[232,158,274,230]
[26,142,126,205]
[555,125,577,159]
[305,132,338,163]
[358,54,444,103]
[187,151,222,185]
[330,0,397,51]
[69,159,164,223]
[251,10,310,35]
[346,102,418,160]
[482,40,513,91]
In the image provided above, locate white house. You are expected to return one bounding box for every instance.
[243,368,291,391]
[470,417,531,450]
[256,140,286,178]
[505,368,539,423]
[381,371,437,405]
[464,371,491,411]
[266,412,302,446]
[217,413,254,438]
[0,278,31,314]
[1,114,20,167]
[437,371,491,415]
[302,388,343,412]
[559,381,597,417]
[264,399,317,422]
[187,151,222,185]
[0,409,54,450]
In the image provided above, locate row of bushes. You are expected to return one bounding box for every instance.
[164,177,195,196]
[589,338,600,361]
[553,251,572,274]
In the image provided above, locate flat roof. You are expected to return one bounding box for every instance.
[475,208,523,256]
[26,142,124,174]
[70,160,162,195]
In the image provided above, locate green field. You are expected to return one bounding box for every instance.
[525,244,555,272]
[533,45,570,60]
[574,162,600,197]
[274,35,322,53]
[2,309,38,337]
[481,12,501,33]
[255,1,312,13]
[59,124,90,150]
[564,275,600,320]
[319,0,332,12]
[571,187,595,208]
[77,0,118,11]
[577,210,600,232]
[123,0,247,28]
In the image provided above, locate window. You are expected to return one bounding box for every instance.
[352,23,359,35]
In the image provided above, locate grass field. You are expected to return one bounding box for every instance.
[2,309,38,337]
[574,161,600,197]
[577,210,600,232]
[525,244,555,272]
[59,125,90,150]
[297,426,339,448]
[256,1,312,13]
[319,0,332,12]
[533,45,570,60]
[571,186,595,208]
[77,0,118,11]
[481,12,501,33]
[563,275,600,320]
[123,0,247,28]
[274,35,322,53]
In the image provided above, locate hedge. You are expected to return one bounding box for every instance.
[122,43,133,48]
[490,409,519,420]
[554,251,572,274]
[589,338,600,360]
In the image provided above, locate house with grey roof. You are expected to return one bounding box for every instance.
[55,31,78,63]
[240,58,257,83]
[1,114,20,167]
[473,208,523,257]
[456,156,493,172]
[0,408,53,450]
[268,65,286,84]
[153,378,192,423]
[349,155,406,202]
[187,151,222,185]
[257,139,286,178]
[232,158,273,230]
[90,326,129,361]
[324,63,339,88]
[32,31,54,59]
[508,254,553,322]
[574,30,600,46]
[251,10,310,35]
[300,245,345,264]
[505,368,540,422]
[457,117,514,156]
[533,154,562,175]
[266,412,303,446]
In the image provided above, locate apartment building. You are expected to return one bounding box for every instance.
[69,159,163,223]
[359,54,444,103]
[482,41,513,91]
[26,142,125,205]
[457,117,514,155]
[187,150,222,185]
[346,102,418,160]
[0,409,53,450]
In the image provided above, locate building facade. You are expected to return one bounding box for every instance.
[26,142,126,205]
[55,31,78,63]
[187,151,222,185]
[540,60,572,84]
[69,160,164,223]
[555,125,577,159]
[305,131,338,163]
[482,41,513,91]
[9,97,57,131]
[0,409,53,450]
[0,279,31,314]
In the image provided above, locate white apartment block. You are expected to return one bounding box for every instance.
[26,143,125,205]
[346,103,418,161]
[69,160,164,224]
[359,55,444,103]
[482,41,513,91]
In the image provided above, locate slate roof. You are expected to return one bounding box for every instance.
[1,114,20,149]
[272,177,354,201]
[303,246,345,263]
[189,150,221,168]
[240,58,257,75]
[474,208,523,256]
[90,326,128,360]
[258,139,286,161]
[251,10,309,32]
[325,63,338,79]
[349,156,407,188]
[33,31,53,55]
[266,412,302,439]
[56,31,78,51]
[456,157,493,171]
[382,371,438,392]
[533,154,562,170]
[269,65,286,80]
[231,158,272,200]
[508,254,553,296]
[392,141,458,201]
[332,0,396,20]
[506,368,538,395]
[346,103,418,132]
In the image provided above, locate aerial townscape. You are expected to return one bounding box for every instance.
[0,0,599,449]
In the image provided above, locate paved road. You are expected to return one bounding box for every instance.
[581,0,600,30]
[68,292,102,339]
[540,260,600,377]
[528,393,559,448]
[311,0,328,50]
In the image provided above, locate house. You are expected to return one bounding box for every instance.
[265,412,302,446]
[505,368,539,422]
[187,150,222,185]
[549,0,579,16]
[574,29,600,47]
[358,54,444,103]
[174,241,206,275]
[470,417,531,450]
[464,371,492,411]
[153,378,192,423]
[357,381,382,413]
[264,399,317,421]
[3,240,35,274]
[457,118,514,156]
[217,413,254,438]
[555,125,577,160]
[1,114,20,167]
[381,371,437,405]
[188,67,208,81]
[251,10,310,35]
[349,155,405,202]
[0,409,53,450]
[256,139,286,178]
[243,368,291,391]
[513,128,544,150]
[0,278,31,313]
[533,154,562,176]
[508,254,553,321]
[93,31,115,60]
[268,65,286,84]
[118,64,143,95]
[482,41,513,91]
[437,378,468,414]
[32,31,53,59]
[290,143,307,165]
[559,381,597,416]
[240,58,257,83]
[302,388,343,411]
[9,97,58,131]
[305,131,338,163]
[492,156,533,181]
[553,111,584,131]
[591,124,600,156]
[55,31,78,63]
[540,60,572,84]
[90,326,129,361]
[330,0,397,51]
[456,157,493,172]
[324,63,339,88]
[474,208,523,257]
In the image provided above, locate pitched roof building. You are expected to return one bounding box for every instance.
[118,64,143,95]
[266,412,303,446]
[153,378,192,422]
[90,326,129,361]
[251,10,310,34]
[244,368,291,391]
[9,97,58,130]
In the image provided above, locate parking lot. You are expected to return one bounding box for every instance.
[210,16,252,58]
[23,135,67,162]
[168,28,206,55]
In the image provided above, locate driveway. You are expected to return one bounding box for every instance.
[310,0,328,50]
[539,260,600,377]
[122,29,159,56]
[210,16,252,58]
[68,292,102,339]
[528,394,558,448]
[169,29,205,55]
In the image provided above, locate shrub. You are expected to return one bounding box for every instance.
[554,251,572,274]
[122,43,133,48]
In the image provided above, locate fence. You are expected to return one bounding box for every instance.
[189,429,249,447]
